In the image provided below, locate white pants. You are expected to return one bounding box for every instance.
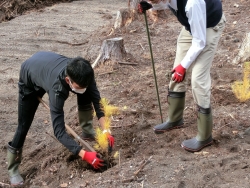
[168,14,226,108]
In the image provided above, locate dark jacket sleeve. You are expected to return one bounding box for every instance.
[49,90,82,155]
[86,78,105,119]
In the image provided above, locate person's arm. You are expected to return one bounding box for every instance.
[49,92,83,155]
[180,0,207,69]
[49,91,104,168]
[98,116,106,130]
[86,79,105,120]
[87,79,115,148]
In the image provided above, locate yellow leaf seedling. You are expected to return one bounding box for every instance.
[232,62,250,102]
[94,127,108,152]
[94,98,120,153]
[100,98,119,117]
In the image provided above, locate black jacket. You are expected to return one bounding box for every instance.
[19,51,104,155]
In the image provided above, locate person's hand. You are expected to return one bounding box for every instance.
[171,64,186,83]
[103,129,115,149]
[107,134,115,148]
[138,1,153,13]
[82,151,104,169]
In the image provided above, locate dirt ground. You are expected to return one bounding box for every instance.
[1,0,250,187]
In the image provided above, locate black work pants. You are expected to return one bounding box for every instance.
[11,81,45,149]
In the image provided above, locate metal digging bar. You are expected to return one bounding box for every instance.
[37,97,95,152]
[143,12,163,123]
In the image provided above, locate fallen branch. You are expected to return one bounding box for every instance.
[110,123,135,128]
[134,156,152,176]
[92,53,102,69]
[0,181,10,187]
[213,123,229,133]
[98,70,117,76]
[0,67,12,73]
[118,62,138,66]
[122,177,135,183]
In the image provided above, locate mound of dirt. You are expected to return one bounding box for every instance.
[0,0,72,22]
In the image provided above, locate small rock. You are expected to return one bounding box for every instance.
[233,38,240,43]
[244,127,250,135]
[60,183,67,187]
[233,3,239,7]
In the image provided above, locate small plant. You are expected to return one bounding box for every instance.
[94,98,120,153]
[232,62,250,102]
[100,98,120,118]
[94,127,109,152]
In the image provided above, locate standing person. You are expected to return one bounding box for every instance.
[139,0,226,152]
[7,51,115,186]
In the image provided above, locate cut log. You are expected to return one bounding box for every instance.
[92,37,127,68]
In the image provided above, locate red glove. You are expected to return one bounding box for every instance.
[83,151,104,169]
[171,64,186,83]
[103,129,115,149]
[107,134,115,148]
[138,1,153,13]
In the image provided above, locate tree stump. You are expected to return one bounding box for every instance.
[114,0,141,29]
[114,0,168,29]
[114,8,138,29]
[232,32,250,64]
[128,0,140,10]
[92,37,127,68]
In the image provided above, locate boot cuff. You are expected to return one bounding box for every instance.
[7,142,22,154]
[197,105,211,114]
[168,90,185,98]
[78,104,93,111]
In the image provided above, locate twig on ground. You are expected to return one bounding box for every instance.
[118,62,138,66]
[181,129,191,138]
[110,123,135,128]
[119,149,121,167]
[213,123,229,133]
[92,53,102,69]
[211,95,239,123]
[221,106,238,123]
[122,177,135,183]
[0,182,10,187]
[134,156,152,176]
[98,70,117,76]
[139,43,145,50]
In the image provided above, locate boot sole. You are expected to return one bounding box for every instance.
[153,124,184,134]
[181,140,213,152]
[11,182,24,187]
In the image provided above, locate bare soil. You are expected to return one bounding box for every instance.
[1,0,250,187]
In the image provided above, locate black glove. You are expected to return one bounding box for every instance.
[138,1,153,13]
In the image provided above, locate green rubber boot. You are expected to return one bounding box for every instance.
[7,142,24,186]
[78,104,95,141]
[181,105,213,152]
[154,90,185,134]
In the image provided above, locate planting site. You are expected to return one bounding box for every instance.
[0,0,250,187]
